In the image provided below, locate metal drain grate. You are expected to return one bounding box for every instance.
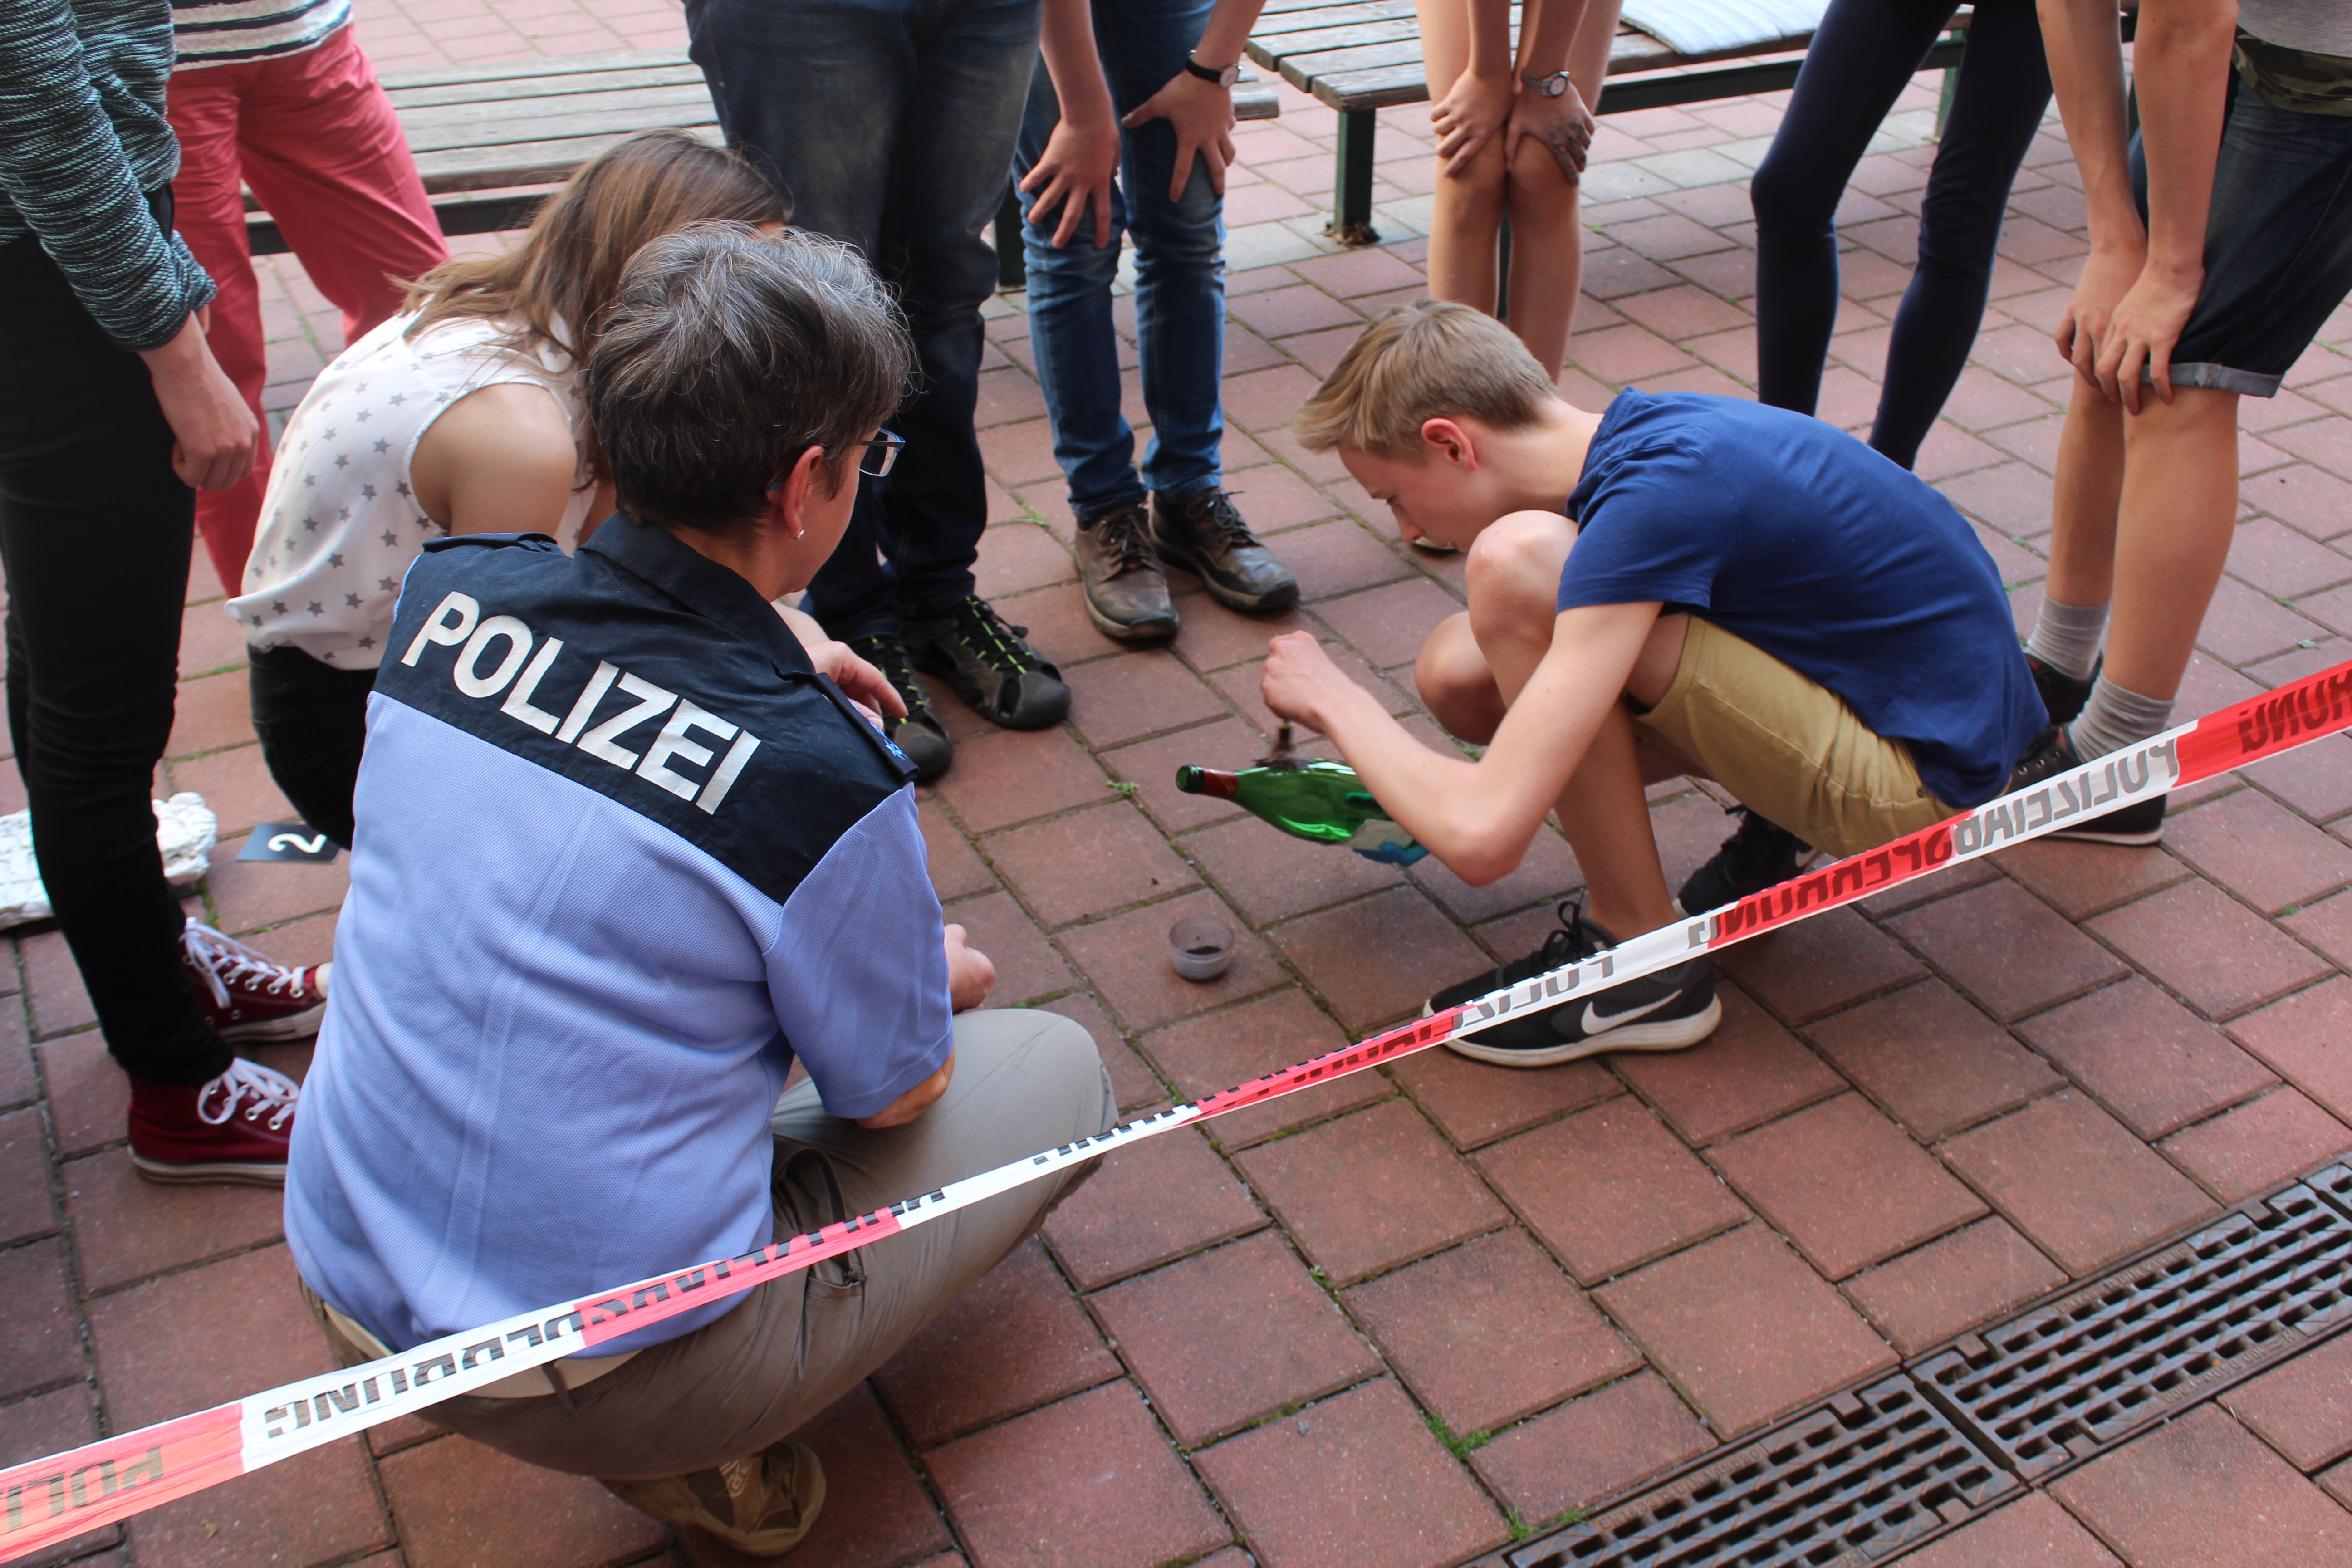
[1507,1375,2013,1568]
[2303,1162,2352,1221]
[1914,1181,2352,1479]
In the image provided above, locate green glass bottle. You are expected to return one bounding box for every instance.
[1174,759,1427,866]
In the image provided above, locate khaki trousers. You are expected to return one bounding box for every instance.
[309,1007,1115,1479]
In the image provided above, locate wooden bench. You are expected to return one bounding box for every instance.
[1246,1,1967,243]
[248,46,1279,295]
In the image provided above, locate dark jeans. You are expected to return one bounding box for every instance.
[684,0,1044,639]
[1749,0,2051,469]
[0,217,232,1088]
[249,642,377,850]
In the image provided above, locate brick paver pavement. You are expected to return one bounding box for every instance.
[7,5,2352,1566]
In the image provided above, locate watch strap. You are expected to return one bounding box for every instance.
[1185,54,1240,88]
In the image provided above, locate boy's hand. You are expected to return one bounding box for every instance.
[2054,239,2145,386]
[1260,630,1361,732]
[1123,70,1238,199]
[1021,102,1122,248]
[944,922,995,1013]
[2097,260,2202,414]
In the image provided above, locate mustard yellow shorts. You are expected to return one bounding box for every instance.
[1632,618,1956,860]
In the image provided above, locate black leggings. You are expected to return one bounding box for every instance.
[249,642,376,852]
[0,220,232,1088]
[1750,0,2052,469]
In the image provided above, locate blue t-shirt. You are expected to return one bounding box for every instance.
[1558,391,2042,808]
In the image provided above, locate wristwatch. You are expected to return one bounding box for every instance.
[1522,69,1571,97]
[1185,52,1241,88]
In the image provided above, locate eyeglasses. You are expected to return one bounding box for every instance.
[858,429,905,477]
[768,429,905,492]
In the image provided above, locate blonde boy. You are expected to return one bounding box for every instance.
[1259,301,2041,1064]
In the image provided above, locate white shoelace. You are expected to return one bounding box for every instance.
[196,1058,301,1131]
[181,918,311,1010]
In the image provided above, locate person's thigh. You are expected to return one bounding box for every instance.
[2146,85,2352,397]
[687,0,911,251]
[1632,618,1950,859]
[881,0,1042,314]
[1751,0,1954,226]
[422,1008,1114,1479]
[235,29,448,335]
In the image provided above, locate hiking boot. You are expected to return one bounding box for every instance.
[905,594,1071,731]
[127,1058,300,1185]
[606,1440,825,1558]
[183,918,328,1041]
[845,632,951,782]
[1426,901,1721,1067]
[1675,807,1814,915]
[2028,652,2100,727]
[1149,489,1298,613]
[2007,724,2166,845]
[1075,504,1179,641]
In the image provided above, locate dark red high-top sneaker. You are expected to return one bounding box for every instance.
[127,1059,301,1185]
[182,918,329,1041]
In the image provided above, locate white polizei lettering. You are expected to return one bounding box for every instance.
[500,638,567,733]
[451,616,534,699]
[575,672,676,769]
[637,698,738,801]
[695,730,762,814]
[400,592,479,666]
[554,662,620,744]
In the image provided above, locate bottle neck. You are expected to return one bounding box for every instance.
[1175,765,1240,799]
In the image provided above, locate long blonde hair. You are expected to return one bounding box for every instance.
[402,129,785,370]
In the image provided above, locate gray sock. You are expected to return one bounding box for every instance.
[2069,675,2174,760]
[2025,598,2108,681]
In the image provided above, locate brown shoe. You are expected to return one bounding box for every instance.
[604,1441,825,1558]
[1150,489,1298,613]
[1075,504,1178,641]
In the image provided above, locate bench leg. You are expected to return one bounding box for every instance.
[1330,108,1379,246]
[995,182,1026,291]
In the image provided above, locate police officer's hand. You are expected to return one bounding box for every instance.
[944,923,996,1012]
[809,635,907,720]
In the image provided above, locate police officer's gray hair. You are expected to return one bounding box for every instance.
[584,222,915,537]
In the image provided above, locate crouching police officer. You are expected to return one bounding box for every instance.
[283,224,1116,1557]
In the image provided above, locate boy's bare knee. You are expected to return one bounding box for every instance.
[1467,510,1574,603]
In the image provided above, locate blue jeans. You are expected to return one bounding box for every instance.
[1012,0,1225,522]
[684,0,1044,637]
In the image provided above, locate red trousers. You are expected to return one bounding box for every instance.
[167,25,448,594]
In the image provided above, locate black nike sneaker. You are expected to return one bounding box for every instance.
[1675,806,1812,916]
[2027,652,2099,727]
[1426,902,1722,1068]
[2006,724,2166,845]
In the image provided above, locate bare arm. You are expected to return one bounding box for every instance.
[2036,0,2144,377]
[1433,0,1517,175]
[408,381,579,537]
[1259,598,1657,885]
[857,1054,954,1128]
[1505,0,1597,180]
[1024,0,1121,247]
[2096,0,2238,410]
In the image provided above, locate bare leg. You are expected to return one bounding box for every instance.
[1416,611,1507,744]
[1465,513,1679,938]
[1418,0,1506,314]
[2104,386,2240,701]
[2043,375,2127,608]
[1497,0,1620,377]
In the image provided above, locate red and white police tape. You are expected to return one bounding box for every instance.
[5,657,2349,1558]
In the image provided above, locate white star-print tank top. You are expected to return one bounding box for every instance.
[229,311,593,669]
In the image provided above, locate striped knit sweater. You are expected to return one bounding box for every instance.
[0,0,216,351]
[173,0,351,69]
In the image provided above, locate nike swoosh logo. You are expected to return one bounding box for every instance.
[1578,993,1676,1036]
